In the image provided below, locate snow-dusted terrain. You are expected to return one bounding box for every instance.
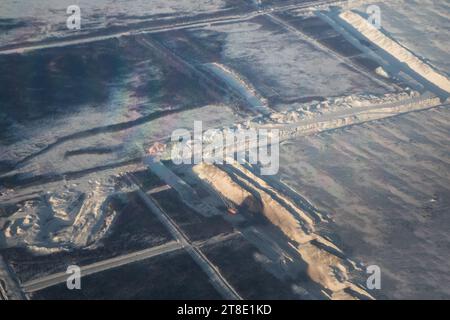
[205,18,389,107]
[0,0,234,46]
[0,0,449,300]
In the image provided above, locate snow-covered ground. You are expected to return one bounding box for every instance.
[266,90,420,123]
[203,62,271,114]
[0,0,233,46]
[205,17,389,109]
[1,103,241,181]
[1,175,127,252]
[0,33,243,255]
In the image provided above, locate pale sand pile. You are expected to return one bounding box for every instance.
[193,162,373,299]
[338,11,450,94]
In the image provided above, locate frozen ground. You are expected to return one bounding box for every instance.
[1,102,240,181]
[0,35,242,180]
[0,32,243,266]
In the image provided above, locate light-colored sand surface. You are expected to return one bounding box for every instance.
[193,162,374,299]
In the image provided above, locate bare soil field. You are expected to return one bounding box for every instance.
[203,234,302,299]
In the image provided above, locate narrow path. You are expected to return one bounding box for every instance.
[126,172,242,300]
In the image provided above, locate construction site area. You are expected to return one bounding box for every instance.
[0,0,449,300]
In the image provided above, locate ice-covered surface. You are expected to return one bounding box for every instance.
[353,0,450,76]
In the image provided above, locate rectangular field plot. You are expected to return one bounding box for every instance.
[0,32,243,182]
[154,15,391,111]
[203,234,301,299]
[354,0,450,76]
[0,0,253,47]
[151,188,235,242]
[30,250,222,299]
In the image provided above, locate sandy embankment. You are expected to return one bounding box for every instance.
[193,162,373,299]
[262,94,441,140]
[338,11,450,96]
